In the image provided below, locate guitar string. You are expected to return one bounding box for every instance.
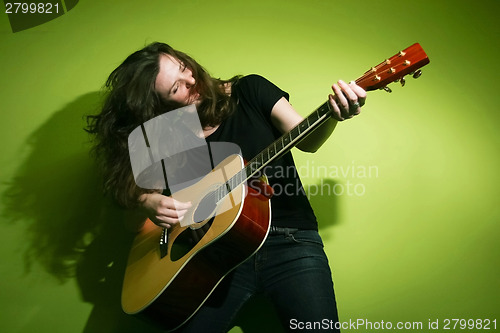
[202,50,420,213]
[207,101,331,208]
[356,59,411,85]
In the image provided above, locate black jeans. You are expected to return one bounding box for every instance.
[179,229,340,332]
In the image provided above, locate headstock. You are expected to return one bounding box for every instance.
[355,43,430,92]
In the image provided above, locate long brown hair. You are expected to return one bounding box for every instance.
[86,42,239,207]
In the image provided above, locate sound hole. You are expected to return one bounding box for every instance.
[170,190,218,261]
[170,216,215,261]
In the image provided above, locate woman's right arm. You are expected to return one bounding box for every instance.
[132,192,192,229]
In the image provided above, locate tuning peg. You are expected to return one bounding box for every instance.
[400,76,406,87]
[379,86,392,93]
[412,70,422,79]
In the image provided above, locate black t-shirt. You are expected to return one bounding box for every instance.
[206,75,317,230]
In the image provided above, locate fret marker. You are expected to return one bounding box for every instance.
[389,67,396,73]
[403,60,411,66]
[373,75,381,81]
[398,51,406,57]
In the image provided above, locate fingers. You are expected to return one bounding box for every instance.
[155,216,183,229]
[331,83,350,120]
[153,197,192,228]
[349,81,367,105]
[172,199,192,211]
[329,80,366,121]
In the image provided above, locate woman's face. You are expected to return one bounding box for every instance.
[155,54,200,106]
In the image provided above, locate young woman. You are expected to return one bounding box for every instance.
[87,42,366,332]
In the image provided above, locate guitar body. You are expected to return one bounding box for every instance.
[121,154,271,331]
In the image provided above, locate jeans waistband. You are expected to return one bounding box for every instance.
[269,226,299,235]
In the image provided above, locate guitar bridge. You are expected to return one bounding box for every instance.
[159,228,168,258]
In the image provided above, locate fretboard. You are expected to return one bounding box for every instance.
[245,101,333,178]
[215,100,334,201]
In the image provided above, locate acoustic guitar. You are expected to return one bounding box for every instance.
[121,43,430,331]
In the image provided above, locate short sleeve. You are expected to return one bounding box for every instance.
[233,74,289,120]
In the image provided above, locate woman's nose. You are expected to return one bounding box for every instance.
[182,70,196,88]
[185,77,195,88]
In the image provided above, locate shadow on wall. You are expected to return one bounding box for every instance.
[308,178,341,234]
[0,91,153,332]
[2,91,108,282]
[0,91,341,332]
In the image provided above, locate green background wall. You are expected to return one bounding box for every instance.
[1,0,498,332]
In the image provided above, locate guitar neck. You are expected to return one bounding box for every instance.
[245,100,333,179]
[217,101,332,199]
[219,43,430,196]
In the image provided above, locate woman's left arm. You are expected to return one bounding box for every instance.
[270,80,366,153]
